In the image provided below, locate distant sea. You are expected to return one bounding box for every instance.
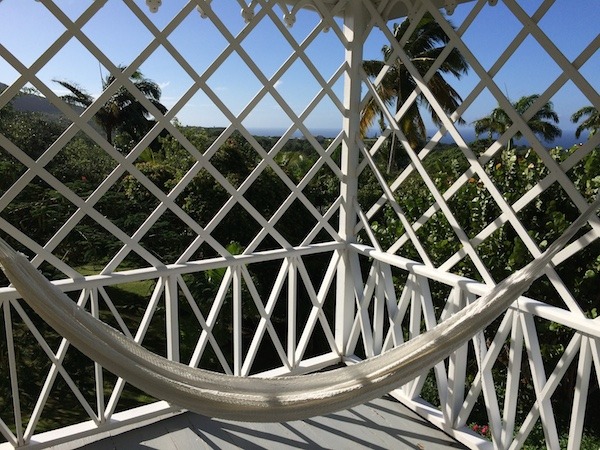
[248,127,589,149]
[248,127,342,138]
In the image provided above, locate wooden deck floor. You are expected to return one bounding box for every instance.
[79,396,466,449]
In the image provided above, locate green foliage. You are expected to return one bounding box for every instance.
[0,111,68,160]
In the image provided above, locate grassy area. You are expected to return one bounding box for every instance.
[76,264,156,298]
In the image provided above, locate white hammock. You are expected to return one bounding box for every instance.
[0,196,598,422]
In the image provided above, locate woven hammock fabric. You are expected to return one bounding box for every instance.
[0,196,597,422]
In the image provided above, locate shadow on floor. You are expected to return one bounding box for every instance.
[81,396,467,449]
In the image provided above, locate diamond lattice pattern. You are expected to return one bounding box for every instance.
[0,0,598,446]
[0,0,349,278]
[356,0,599,314]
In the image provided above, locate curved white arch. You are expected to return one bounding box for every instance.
[0,196,597,422]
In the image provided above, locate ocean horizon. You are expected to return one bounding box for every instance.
[248,127,589,149]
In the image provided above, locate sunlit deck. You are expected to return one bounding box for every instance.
[76,397,466,450]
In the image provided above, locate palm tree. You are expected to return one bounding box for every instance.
[473,94,561,151]
[571,106,599,139]
[54,66,167,146]
[361,12,470,172]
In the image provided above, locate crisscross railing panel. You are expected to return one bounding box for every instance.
[0,244,343,446]
[351,1,598,447]
[349,244,600,449]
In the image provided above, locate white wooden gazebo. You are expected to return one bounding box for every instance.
[0,0,598,448]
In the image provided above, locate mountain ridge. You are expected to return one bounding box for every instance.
[1,82,84,118]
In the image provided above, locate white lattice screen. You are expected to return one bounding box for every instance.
[0,0,598,448]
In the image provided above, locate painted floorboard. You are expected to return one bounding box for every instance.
[80,396,466,449]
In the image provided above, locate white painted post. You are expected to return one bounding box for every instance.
[3,300,23,446]
[335,1,368,357]
[233,266,242,376]
[165,275,180,363]
[90,288,106,423]
[288,257,298,369]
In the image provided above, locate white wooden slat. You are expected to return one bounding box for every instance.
[90,288,105,423]
[23,290,92,441]
[509,333,583,450]
[457,310,514,427]
[172,6,339,253]
[501,311,524,450]
[98,287,135,339]
[402,274,424,399]
[423,3,595,312]
[187,267,233,374]
[9,301,100,432]
[233,266,243,376]
[0,1,597,448]
[445,288,468,427]
[380,263,403,352]
[473,327,504,448]
[520,313,560,449]
[15,3,197,270]
[360,0,597,316]
[105,278,167,418]
[376,3,527,283]
[357,122,434,266]
[2,301,22,446]
[0,417,17,448]
[350,260,377,358]
[372,266,386,355]
[0,216,80,280]
[177,274,233,374]
[567,336,592,450]
[239,264,289,376]
[334,1,368,360]
[287,258,298,368]
[294,256,338,363]
[590,335,600,391]
[241,260,292,376]
[417,276,449,413]
[165,276,180,363]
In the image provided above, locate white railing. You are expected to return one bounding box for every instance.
[2,243,598,449]
[348,244,600,450]
[0,244,345,448]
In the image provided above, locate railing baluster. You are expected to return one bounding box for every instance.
[165,275,180,363]
[90,288,105,423]
[501,310,524,449]
[3,300,23,446]
[22,290,95,441]
[233,266,242,376]
[446,288,468,428]
[521,313,560,448]
[372,263,385,355]
[287,258,298,369]
[567,336,593,450]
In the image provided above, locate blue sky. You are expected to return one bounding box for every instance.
[0,0,598,143]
